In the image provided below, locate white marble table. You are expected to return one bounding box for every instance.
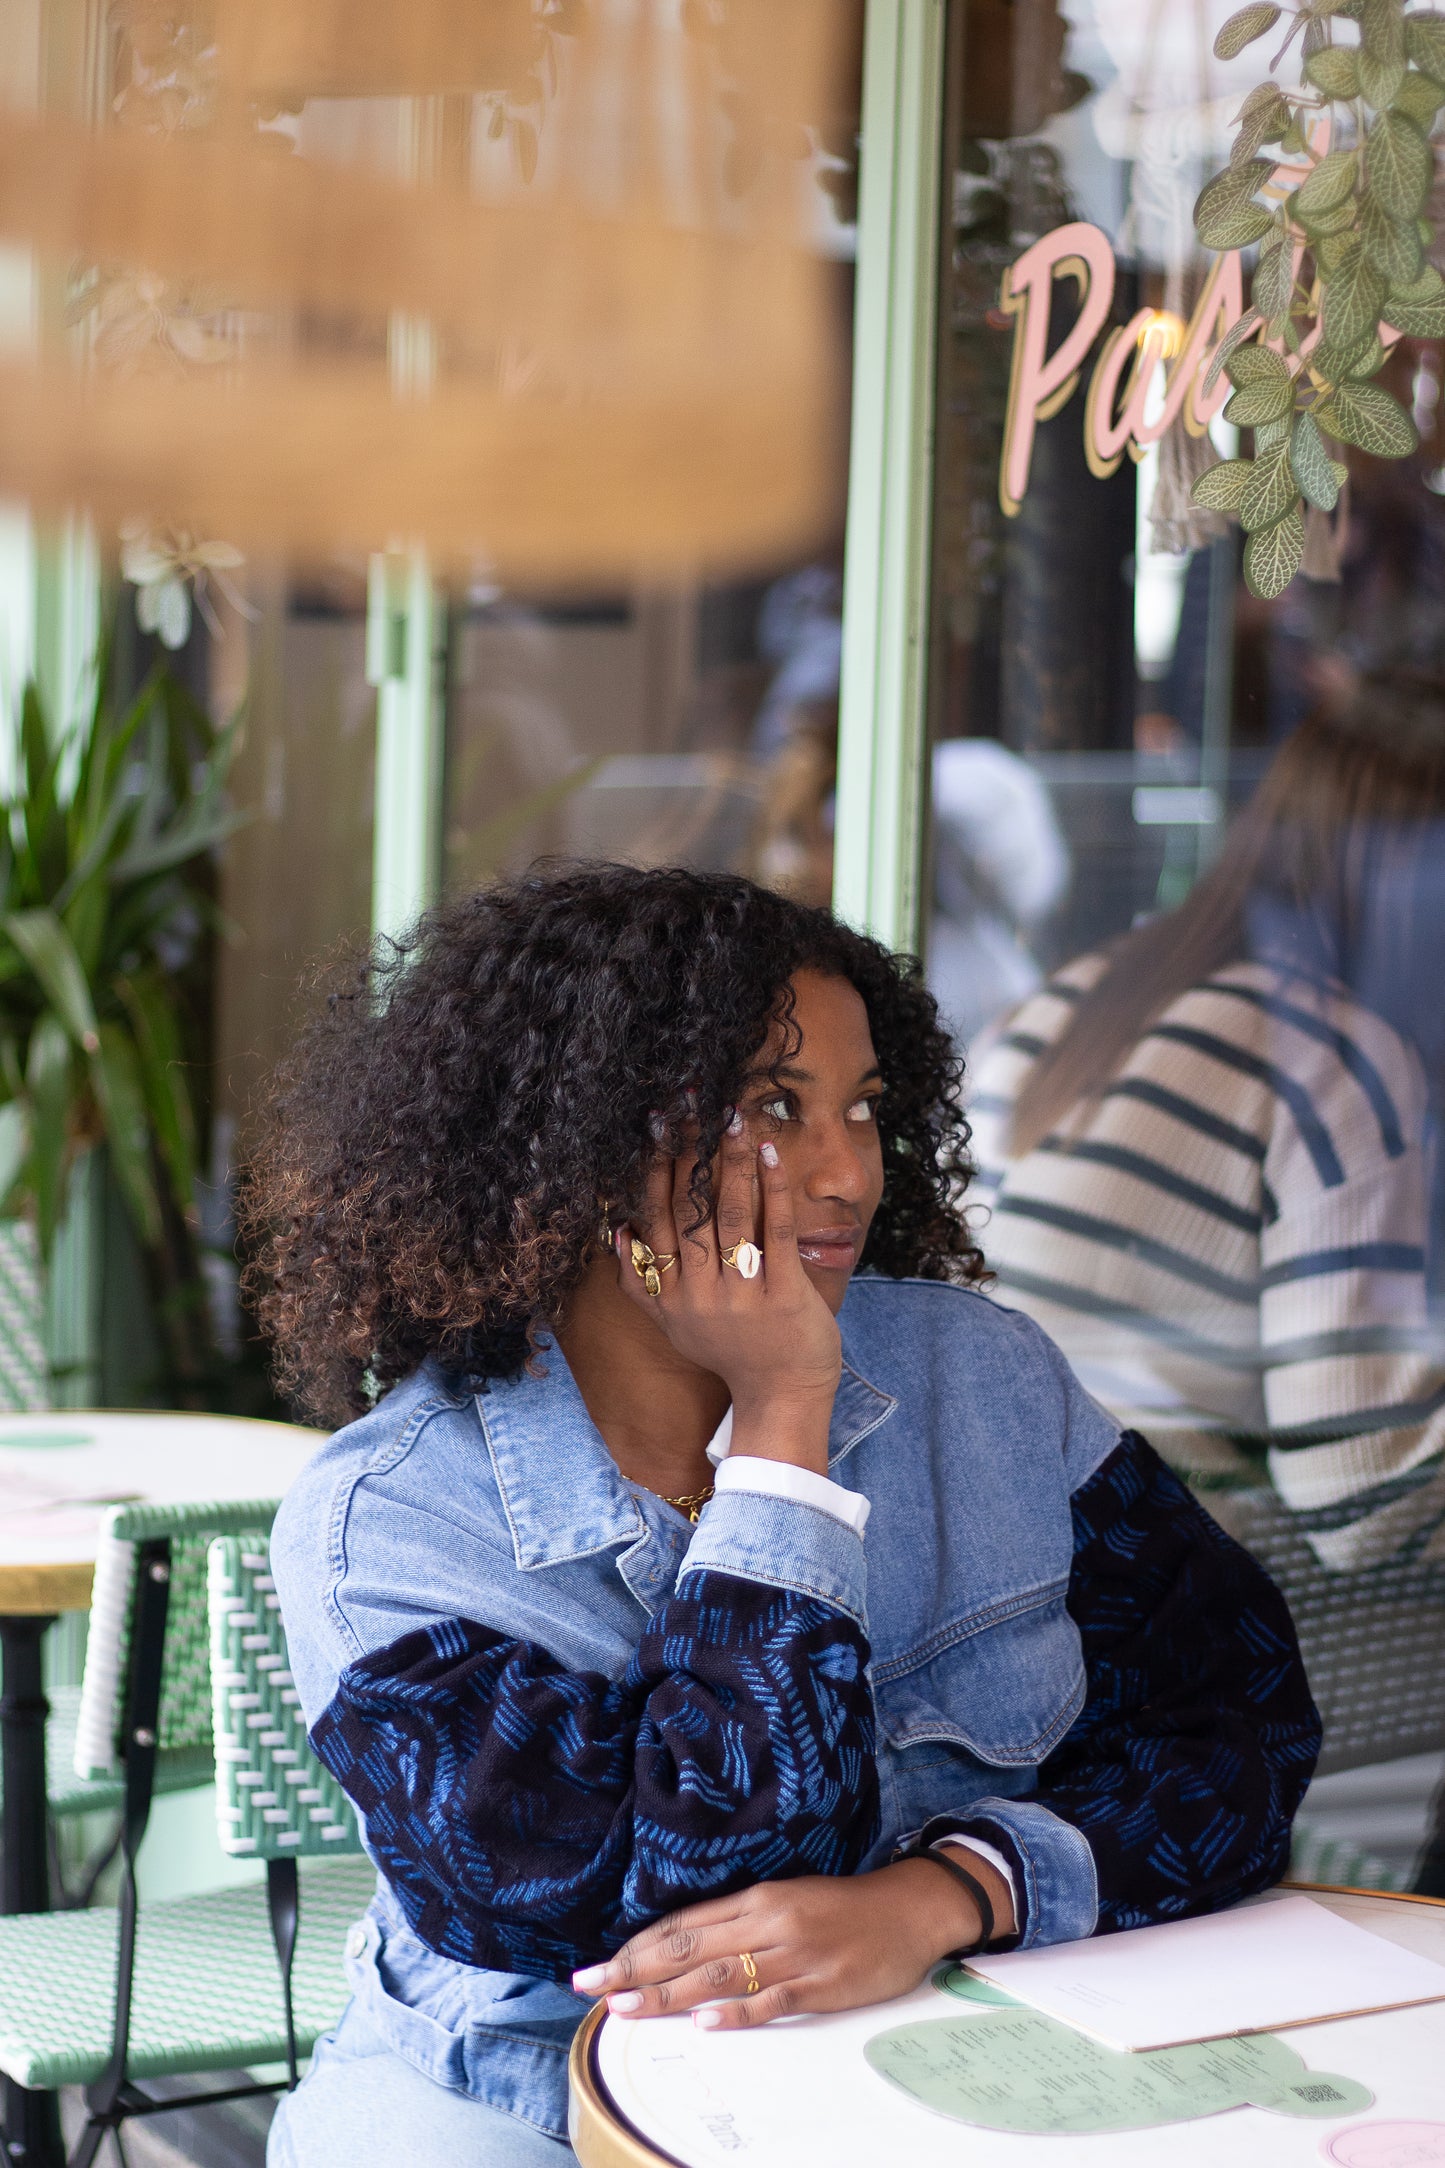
[572,1887,1445,2168]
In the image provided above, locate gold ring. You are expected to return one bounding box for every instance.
[630,1236,678,1298]
[739,1951,760,1994]
[720,1240,762,1280]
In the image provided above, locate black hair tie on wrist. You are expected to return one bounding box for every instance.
[902,1841,995,1958]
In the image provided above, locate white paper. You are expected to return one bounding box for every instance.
[963,1895,1445,2052]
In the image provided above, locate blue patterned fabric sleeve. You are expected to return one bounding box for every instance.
[923,1431,1321,1936]
[1034,1431,1320,1930]
[310,1566,878,1979]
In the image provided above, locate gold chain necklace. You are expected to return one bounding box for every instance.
[649,1482,715,1523]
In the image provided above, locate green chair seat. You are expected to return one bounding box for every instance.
[0,1853,375,2090]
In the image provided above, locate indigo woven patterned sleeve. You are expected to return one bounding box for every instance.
[309,1566,878,1979]
[1025,1431,1320,1932]
[926,1431,1321,1938]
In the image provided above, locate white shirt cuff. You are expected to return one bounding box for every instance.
[932,1835,1018,1919]
[707,1409,870,1532]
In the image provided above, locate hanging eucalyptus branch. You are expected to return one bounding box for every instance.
[1189,0,1445,596]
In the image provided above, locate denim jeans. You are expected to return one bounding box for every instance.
[267,2000,575,2168]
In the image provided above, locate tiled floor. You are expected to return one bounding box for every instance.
[61,2076,275,2168]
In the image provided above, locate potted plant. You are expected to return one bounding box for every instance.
[0,659,241,1403]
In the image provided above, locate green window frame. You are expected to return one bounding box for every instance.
[367,0,948,955]
[834,0,946,955]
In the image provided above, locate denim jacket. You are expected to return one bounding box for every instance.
[271,1277,1319,2142]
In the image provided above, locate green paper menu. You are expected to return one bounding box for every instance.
[866,2006,1373,2136]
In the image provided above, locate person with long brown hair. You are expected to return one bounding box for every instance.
[970,666,1445,1571]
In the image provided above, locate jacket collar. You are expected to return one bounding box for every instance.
[478,1332,896,1572]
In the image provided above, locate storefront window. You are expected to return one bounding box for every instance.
[443,552,847,908]
[927,0,1445,1891]
[137,567,374,1383]
[210,571,375,1144]
[440,13,862,907]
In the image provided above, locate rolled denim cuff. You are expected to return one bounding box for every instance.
[679,1486,868,1630]
[912,1799,1098,1949]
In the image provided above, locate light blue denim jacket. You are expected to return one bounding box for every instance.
[272,1277,1122,2140]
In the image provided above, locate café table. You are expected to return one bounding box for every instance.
[571,1885,1445,2168]
[0,1408,321,2166]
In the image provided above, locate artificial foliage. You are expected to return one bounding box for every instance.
[1190,0,1445,595]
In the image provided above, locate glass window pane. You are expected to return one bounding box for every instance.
[927,0,1445,1889]
[436,15,863,904]
[212,571,375,1134]
[443,554,846,906]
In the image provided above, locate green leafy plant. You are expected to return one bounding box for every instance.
[0,662,242,1390]
[1190,0,1445,596]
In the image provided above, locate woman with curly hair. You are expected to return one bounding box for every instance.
[249,863,1318,2166]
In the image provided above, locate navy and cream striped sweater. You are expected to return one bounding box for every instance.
[969,954,1445,1570]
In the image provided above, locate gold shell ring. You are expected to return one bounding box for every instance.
[720,1240,763,1279]
[629,1236,678,1298]
[739,1951,761,1994]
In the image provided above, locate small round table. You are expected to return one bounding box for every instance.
[570,1887,1445,2168]
[0,1409,321,2168]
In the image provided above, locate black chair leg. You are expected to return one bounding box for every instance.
[68,2117,106,2168]
[266,1855,301,2088]
[1413,1768,1445,1896]
[3,2076,65,2168]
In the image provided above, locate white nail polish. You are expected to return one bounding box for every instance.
[695,2008,723,2029]
[759,1141,779,1168]
[572,1965,606,1992]
[610,1991,643,2014]
[726,1108,744,1137]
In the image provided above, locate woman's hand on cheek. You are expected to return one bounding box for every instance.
[571,1864,985,2030]
[615,1125,842,1473]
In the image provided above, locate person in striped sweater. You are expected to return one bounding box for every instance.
[969,668,1445,1571]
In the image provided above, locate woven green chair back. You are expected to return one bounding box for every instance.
[0,1219,47,1410]
[208,1536,360,1859]
[73,1500,282,1780]
[1228,1486,1445,1776]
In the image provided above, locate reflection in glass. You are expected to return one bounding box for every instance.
[443,556,845,908]
[435,5,863,906]
[926,0,1445,1891]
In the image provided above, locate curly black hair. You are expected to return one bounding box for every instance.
[241,863,986,1425]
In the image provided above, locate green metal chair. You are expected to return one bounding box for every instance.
[38,1514,229,1902]
[206,1533,364,2086]
[1225,1485,1445,1894]
[0,1428,215,1872]
[0,1501,373,2167]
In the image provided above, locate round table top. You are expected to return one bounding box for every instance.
[0,1408,323,1612]
[571,1887,1445,2168]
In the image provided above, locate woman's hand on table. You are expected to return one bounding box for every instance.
[618,1118,842,1475]
[572,1853,1015,2030]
